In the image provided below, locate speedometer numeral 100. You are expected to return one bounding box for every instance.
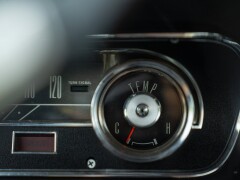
[24,83,35,99]
[49,76,62,99]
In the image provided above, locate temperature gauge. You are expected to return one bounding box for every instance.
[92,59,203,162]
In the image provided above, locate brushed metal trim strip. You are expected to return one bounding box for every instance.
[88,32,223,40]
[0,122,93,127]
[0,104,92,127]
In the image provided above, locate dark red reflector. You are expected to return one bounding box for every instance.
[13,132,56,153]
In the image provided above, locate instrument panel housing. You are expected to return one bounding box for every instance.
[0,33,239,178]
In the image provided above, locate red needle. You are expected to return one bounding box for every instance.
[126,127,135,144]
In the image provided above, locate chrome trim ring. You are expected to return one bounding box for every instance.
[91,59,196,162]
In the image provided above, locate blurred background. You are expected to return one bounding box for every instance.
[1,0,240,107]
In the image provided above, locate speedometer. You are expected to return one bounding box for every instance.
[0,54,103,126]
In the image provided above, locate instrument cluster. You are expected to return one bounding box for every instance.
[0,33,239,178]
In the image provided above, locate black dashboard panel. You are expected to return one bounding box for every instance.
[0,33,240,178]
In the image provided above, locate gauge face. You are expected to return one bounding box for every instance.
[103,71,184,150]
[92,60,197,162]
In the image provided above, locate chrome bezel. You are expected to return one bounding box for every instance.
[91,60,195,162]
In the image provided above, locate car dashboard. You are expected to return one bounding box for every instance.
[1,1,240,179]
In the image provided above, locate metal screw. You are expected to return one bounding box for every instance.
[87,158,96,169]
[136,103,149,117]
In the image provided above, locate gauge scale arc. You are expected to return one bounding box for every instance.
[92,59,200,162]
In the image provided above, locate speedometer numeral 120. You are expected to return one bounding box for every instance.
[49,76,62,99]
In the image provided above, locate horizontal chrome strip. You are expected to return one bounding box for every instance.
[11,104,91,106]
[0,104,92,127]
[88,32,223,40]
[0,122,92,127]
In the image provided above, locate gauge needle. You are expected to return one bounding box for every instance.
[126,127,135,144]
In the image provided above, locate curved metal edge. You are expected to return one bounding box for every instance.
[88,32,223,41]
